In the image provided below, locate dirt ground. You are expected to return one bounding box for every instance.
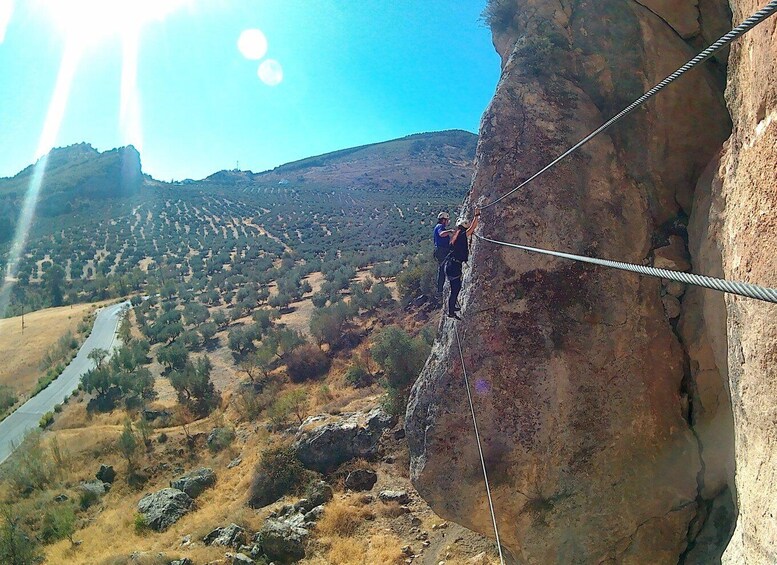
[0,301,108,400]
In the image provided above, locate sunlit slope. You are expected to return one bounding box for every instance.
[205,130,477,190]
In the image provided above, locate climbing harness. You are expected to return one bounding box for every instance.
[480,0,777,210]
[454,324,506,565]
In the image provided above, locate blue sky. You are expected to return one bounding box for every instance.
[0,1,500,181]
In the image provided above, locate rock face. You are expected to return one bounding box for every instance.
[703,2,777,561]
[96,464,116,484]
[257,499,327,564]
[406,1,746,563]
[170,467,216,499]
[293,408,395,473]
[345,469,378,492]
[204,523,246,548]
[137,488,193,531]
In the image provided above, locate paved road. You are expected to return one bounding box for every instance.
[0,300,130,465]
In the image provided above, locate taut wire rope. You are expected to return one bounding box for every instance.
[454,323,506,565]
[480,0,777,210]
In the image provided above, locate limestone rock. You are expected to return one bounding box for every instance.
[257,515,309,564]
[379,490,411,505]
[662,294,682,319]
[345,469,378,491]
[635,0,701,38]
[204,523,246,548]
[407,0,729,562]
[137,488,193,531]
[226,553,254,564]
[96,464,116,483]
[170,467,216,499]
[293,408,395,473]
[703,2,777,559]
[654,236,692,271]
[79,480,110,497]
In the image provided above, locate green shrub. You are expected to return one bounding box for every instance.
[248,446,306,508]
[207,427,235,453]
[40,504,76,544]
[133,513,149,535]
[79,489,100,511]
[39,412,54,429]
[344,365,372,389]
[286,344,330,383]
[0,506,41,564]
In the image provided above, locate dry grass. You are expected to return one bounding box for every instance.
[310,533,404,565]
[315,496,374,537]
[0,301,108,399]
[378,501,407,519]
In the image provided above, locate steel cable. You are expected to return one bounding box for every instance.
[475,234,777,304]
[480,0,777,210]
[454,323,506,565]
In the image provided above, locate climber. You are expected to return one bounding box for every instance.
[433,211,456,295]
[445,207,480,320]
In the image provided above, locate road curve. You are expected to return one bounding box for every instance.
[0,300,130,465]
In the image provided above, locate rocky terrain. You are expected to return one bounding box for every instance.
[408,1,776,563]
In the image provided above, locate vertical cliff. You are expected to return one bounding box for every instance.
[405,0,765,562]
[700,1,777,562]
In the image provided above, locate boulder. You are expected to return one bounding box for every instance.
[653,235,692,271]
[379,490,410,505]
[345,469,378,492]
[293,408,396,473]
[79,480,110,496]
[137,488,193,531]
[257,497,327,564]
[170,560,193,565]
[257,516,309,564]
[96,464,116,484]
[226,553,254,564]
[204,523,246,548]
[170,467,216,499]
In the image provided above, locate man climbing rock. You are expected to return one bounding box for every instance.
[445,208,480,320]
[433,212,455,296]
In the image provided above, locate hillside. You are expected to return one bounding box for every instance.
[0,144,142,222]
[0,131,473,319]
[0,128,496,564]
[205,130,477,190]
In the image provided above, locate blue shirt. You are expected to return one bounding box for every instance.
[434,223,451,248]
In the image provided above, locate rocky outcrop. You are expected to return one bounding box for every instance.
[137,488,193,531]
[345,469,378,491]
[96,464,116,484]
[204,523,246,548]
[293,408,395,473]
[407,0,742,563]
[170,467,216,499]
[256,499,327,564]
[699,2,777,561]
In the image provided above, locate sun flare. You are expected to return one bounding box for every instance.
[43,0,189,47]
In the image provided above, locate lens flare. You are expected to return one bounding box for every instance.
[238,28,268,60]
[258,59,283,86]
[0,42,81,316]
[0,0,13,43]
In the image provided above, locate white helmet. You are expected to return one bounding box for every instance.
[437,212,450,221]
[457,218,470,229]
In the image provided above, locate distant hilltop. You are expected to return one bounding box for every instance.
[204,130,477,190]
